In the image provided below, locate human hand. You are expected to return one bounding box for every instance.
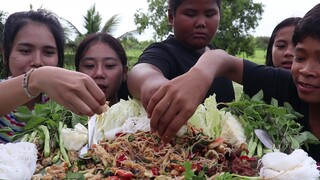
[29,66,106,116]
[147,67,212,142]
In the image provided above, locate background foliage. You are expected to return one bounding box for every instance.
[134,0,264,56]
[0,1,269,78]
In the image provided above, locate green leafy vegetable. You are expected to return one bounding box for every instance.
[220,90,320,155]
[183,161,206,180]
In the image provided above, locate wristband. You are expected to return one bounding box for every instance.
[22,68,38,98]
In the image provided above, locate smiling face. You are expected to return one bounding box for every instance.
[291,36,320,104]
[8,22,59,77]
[272,26,296,70]
[169,0,220,51]
[78,42,127,105]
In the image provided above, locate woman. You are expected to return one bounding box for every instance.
[0,9,106,143]
[75,32,129,106]
[265,17,302,69]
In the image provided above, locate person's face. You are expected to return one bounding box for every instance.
[271,26,295,70]
[9,22,59,77]
[78,42,127,105]
[169,0,220,51]
[291,36,320,104]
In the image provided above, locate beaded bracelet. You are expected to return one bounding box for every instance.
[22,68,38,98]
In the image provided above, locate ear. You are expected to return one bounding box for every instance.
[122,65,128,82]
[168,8,173,26]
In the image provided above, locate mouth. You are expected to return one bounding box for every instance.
[193,32,207,38]
[97,84,108,91]
[297,81,320,93]
[281,61,292,70]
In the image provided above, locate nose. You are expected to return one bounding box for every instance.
[299,58,318,77]
[30,51,44,68]
[93,66,105,79]
[195,16,206,28]
[284,44,295,58]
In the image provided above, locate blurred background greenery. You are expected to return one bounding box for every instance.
[0,0,267,81]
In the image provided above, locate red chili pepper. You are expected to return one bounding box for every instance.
[114,169,134,179]
[151,167,159,176]
[196,163,202,172]
[153,146,160,152]
[115,132,123,137]
[214,137,224,144]
[118,154,127,161]
[116,154,127,167]
[172,164,185,172]
[239,155,257,161]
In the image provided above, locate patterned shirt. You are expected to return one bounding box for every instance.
[0,78,49,143]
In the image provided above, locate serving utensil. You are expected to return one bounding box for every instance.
[78,116,96,159]
[254,129,276,150]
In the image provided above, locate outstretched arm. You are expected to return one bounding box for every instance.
[147,49,244,142]
[0,66,106,116]
[127,63,169,110]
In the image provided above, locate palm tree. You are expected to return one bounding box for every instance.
[83,4,101,35]
[61,4,137,52]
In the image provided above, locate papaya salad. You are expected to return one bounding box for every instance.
[1,92,319,179]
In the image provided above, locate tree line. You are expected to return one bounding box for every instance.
[0,1,270,77]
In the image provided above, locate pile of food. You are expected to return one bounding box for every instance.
[86,126,258,179]
[1,91,319,179]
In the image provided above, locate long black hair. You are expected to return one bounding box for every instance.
[265,17,301,67]
[1,9,65,77]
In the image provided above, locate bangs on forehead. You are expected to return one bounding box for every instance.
[169,0,221,14]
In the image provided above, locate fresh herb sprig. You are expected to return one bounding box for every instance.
[220,90,319,155]
[11,100,87,155]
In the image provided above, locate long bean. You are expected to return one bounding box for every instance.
[52,149,60,163]
[28,130,38,143]
[39,125,50,157]
[58,121,70,167]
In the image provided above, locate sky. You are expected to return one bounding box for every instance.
[1,0,319,40]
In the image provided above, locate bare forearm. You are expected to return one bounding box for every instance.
[0,74,38,116]
[127,63,169,110]
[189,49,244,85]
[0,67,107,117]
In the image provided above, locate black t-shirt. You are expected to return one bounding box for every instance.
[136,35,235,104]
[243,60,320,162]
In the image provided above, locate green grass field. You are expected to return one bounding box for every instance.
[126,48,267,68]
[237,49,266,65]
[125,48,267,100]
[63,48,266,100]
[233,49,267,99]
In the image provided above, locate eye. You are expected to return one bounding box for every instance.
[184,11,196,17]
[274,43,286,49]
[45,50,56,56]
[82,63,95,69]
[205,10,218,17]
[18,48,31,54]
[294,55,305,62]
[105,64,116,69]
